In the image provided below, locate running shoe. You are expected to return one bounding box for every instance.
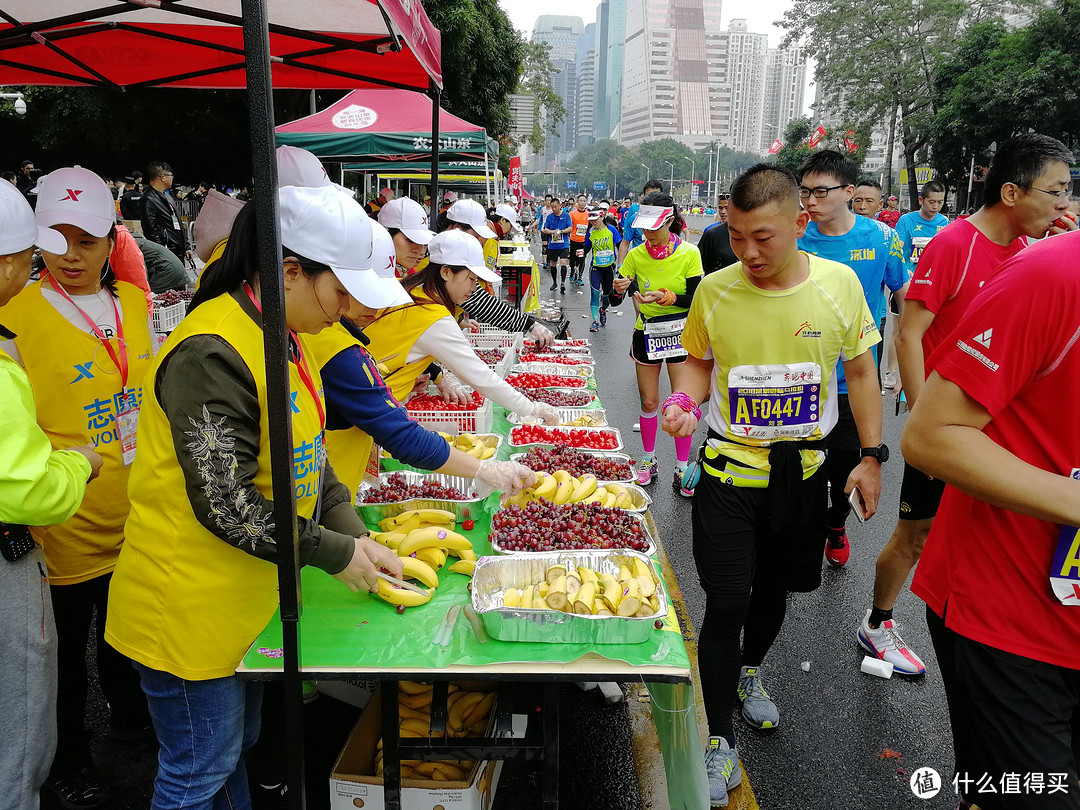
[825,526,850,567]
[737,666,779,729]
[857,610,927,675]
[675,467,694,498]
[549,282,557,291]
[561,285,566,294]
[599,308,607,326]
[704,737,742,807]
[44,766,109,810]
[636,456,658,485]
[590,320,600,332]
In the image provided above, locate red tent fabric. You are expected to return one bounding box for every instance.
[0,0,441,91]
[277,89,479,136]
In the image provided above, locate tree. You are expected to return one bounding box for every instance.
[772,117,815,174]
[519,41,566,156]
[565,139,634,198]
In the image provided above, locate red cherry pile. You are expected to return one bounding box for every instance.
[362,472,472,503]
[491,501,650,553]
[153,290,194,306]
[520,388,593,407]
[511,425,619,450]
[505,373,586,389]
[473,348,506,365]
[406,391,485,412]
[518,353,591,366]
[518,445,632,480]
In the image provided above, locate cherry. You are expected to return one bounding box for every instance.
[462,519,475,531]
[396,604,406,615]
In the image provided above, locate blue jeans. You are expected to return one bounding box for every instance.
[134,663,263,810]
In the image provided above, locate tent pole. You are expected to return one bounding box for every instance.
[429,81,441,227]
[241,2,307,809]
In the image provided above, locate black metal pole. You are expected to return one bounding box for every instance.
[429,81,441,227]
[240,2,307,808]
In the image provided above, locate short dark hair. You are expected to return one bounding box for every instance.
[147,160,173,182]
[20,159,33,169]
[198,181,213,192]
[643,179,662,194]
[640,191,686,235]
[984,134,1073,207]
[576,194,586,201]
[731,164,800,213]
[1,170,15,182]
[550,197,562,205]
[920,180,946,197]
[855,178,882,193]
[797,149,858,187]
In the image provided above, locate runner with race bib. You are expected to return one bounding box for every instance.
[609,191,703,495]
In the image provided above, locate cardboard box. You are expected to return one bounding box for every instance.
[329,687,503,810]
[315,679,380,710]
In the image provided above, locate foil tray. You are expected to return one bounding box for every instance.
[355,471,482,523]
[509,449,636,484]
[510,362,595,379]
[497,482,651,514]
[506,408,608,427]
[471,550,668,644]
[488,508,657,557]
[506,425,623,452]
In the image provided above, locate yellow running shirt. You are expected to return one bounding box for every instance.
[682,254,879,484]
[619,241,703,328]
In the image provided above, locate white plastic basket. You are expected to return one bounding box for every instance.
[152,301,186,334]
[466,327,524,351]
[407,396,494,435]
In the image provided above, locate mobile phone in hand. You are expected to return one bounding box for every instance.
[848,485,868,522]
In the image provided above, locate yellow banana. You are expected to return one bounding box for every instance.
[569,474,597,503]
[389,515,421,534]
[411,508,456,525]
[448,692,485,732]
[533,474,558,500]
[400,690,434,709]
[396,526,474,556]
[400,718,430,736]
[502,588,521,608]
[467,443,486,459]
[448,559,475,576]
[480,447,495,460]
[398,705,430,722]
[413,546,446,569]
[603,492,617,508]
[377,579,432,608]
[371,531,405,549]
[632,557,653,580]
[463,692,496,727]
[614,492,632,509]
[552,470,574,505]
[400,556,440,589]
[398,681,431,696]
[451,548,476,562]
[582,486,608,505]
[520,584,535,609]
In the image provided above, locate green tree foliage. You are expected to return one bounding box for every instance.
[772,117,815,174]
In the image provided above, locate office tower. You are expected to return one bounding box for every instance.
[761,45,807,152]
[532,15,584,168]
[595,0,626,141]
[576,23,597,150]
[723,19,768,153]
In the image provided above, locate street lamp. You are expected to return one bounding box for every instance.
[0,92,26,115]
[663,160,674,190]
[683,156,695,203]
[640,163,650,182]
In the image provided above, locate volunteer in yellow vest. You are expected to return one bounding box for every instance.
[610,192,704,494]
[659,164,883,806]
[0,180,102,810]
[363,230,561,424]
[377,196,433,278]
[0,167,154,806]
[105,186,402,810]
[308,220,538,500]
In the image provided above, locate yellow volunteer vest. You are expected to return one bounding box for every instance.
[0,281,153,584]
[105,291,325,680]
[362,293,455,402]
[306,322,376,502]
[483,238,499,274]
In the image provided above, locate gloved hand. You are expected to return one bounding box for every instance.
[527,322,555,349]
[530,401,561,425]
[474,459,538,497]
[436,374,472,406]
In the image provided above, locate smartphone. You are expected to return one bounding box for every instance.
[895,389,907,416]
[848,486,868,523]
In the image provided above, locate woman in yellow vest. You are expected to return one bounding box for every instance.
[0,167,154,806]
[105,187,401,810]
[362,230,560,424]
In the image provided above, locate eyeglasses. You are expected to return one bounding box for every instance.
[1019,185,1070,200]
[717,193,730,200]
[799,185,845,199]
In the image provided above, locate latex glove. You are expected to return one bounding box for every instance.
[531,401,561,425]
[437,374,471,406]
[527,322,555,349]
[474,459,538,497]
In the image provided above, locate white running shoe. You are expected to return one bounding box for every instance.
[857,609,927,676]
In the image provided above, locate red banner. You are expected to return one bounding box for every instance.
[843,129,859,153]
[507,156,523,205]
[768,139,784,155]
[808,126,827,148]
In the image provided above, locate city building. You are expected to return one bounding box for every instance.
[761,45,807,152]
[531,15,584,169]
[576,23,597,150]
[722,19,768,153]
[594,0,627,141]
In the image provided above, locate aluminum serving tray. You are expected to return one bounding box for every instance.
[497,482,651,514]
[488,508,657,557]
[522,388,599,408]
[471,550,667,644]
[509,449,636,484]
[518,351,594,364]
[355,471,483,522]
[506,407,608,427]
[510,362,594,379]
[507,425,623,452]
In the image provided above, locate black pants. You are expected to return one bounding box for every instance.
[825,393,859,529]
[692,465,827,739]
[569,245,588,278]
[50,572,150,774]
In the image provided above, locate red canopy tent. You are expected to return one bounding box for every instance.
[0,3,442,807]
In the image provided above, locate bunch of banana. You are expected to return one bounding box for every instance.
[370,523,478,609]
[438,432,498,459]
[503,474,641,510]
[376,507,455,535]
[501,558,660,618]
[564,413,605,427]
[374,682,497,779]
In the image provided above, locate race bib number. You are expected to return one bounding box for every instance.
[910,236,931,265]
[643,317,686,360]
[1050,525,1080,606]
[549,234,566,248]
[117,393,139,466]
[575,248,585,258]
[575,223,588,237]
[594,248,615,265]
[727,363,821,440]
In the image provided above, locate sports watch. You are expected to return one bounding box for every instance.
[860,444,890,463]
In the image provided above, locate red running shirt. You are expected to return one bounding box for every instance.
[877,209,900,228]
[912,232,1080,668]
[904,218,1027,378]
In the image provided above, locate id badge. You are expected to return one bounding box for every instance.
[643,317,687,360]
[171,213,182,232]
[117,391,139,466]
[1050,524,1080,605]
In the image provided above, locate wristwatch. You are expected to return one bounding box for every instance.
[860,443,890,463]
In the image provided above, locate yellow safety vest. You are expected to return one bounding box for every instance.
[0,281,153,584]
[105,291,325,680]
[362,293,456,402]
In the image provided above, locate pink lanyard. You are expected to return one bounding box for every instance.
[46,275,128,389]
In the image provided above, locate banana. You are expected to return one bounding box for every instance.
[398,681,432,696]
[400,556,440,589]
[398,705,431,722]
[391,515,422,534]
[538,580,549,598]
[448,560,475,576]
[396,526,474,556]
[546,575,568,610]
[377,578,432,608]
[545,564,566,584]
[632,557,654,580]
[552,470,574,505]
[573,581,596,615]
[603,492,617,508]
[614,492,632,509]
[503,491,527,508]
[399,690,433,709]
[502,588,521,608]
[637,574,656,598]
[448,692,485,732]
[414,547,446,569]
[467,443,486,459]
[533,474,558,501]
[370,531,405,549]
[606,483,628,497]
[520,585,536,609]
[451,548,476,562]
[431,763,467,781]
[581,486,607,505]
[411,508,456,525]
[577,566,598,585]
[480,447,495,460]
[569,474,597,503]
[379,515,402,532]
[400,718,431,736]
[463,692,496,727]
[438,431,453,442]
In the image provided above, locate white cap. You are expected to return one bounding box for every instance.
[0,180,66,255]
[361,221,411,307]
[588,208,604,220]
[377,197,433,245]
[493,203,519,227]
[446,199,496,239]
[278,185,418,309]
[632,204,674,231]
[34,167,116,239]
[276,145,356,200]
[507,194,518,204]
[427,230,500,283]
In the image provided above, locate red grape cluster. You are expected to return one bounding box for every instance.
[511,425,618,450]
[491,501,650,553]
[474,348,506,365]
[518,353,591,366]
[518,446,632,480]
[406,391,485,412]
[362,472,472,503]
[520,388,593,407]
[505,373,586,389]
[522,339,589,351]
[153,290,194,306]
